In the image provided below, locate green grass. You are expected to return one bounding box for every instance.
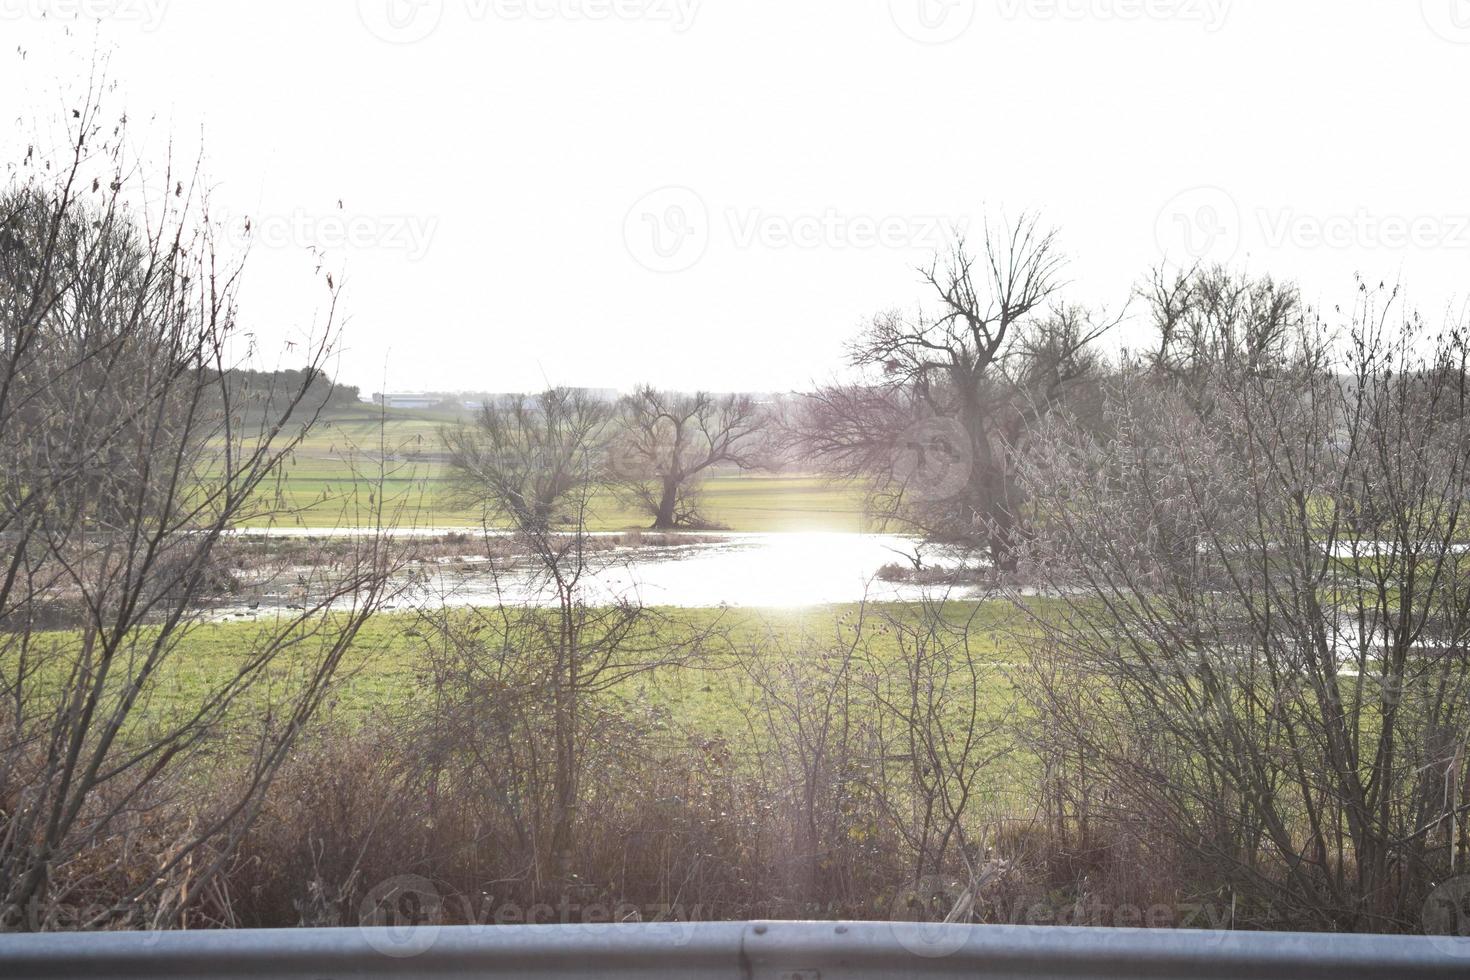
[14,600,1050,828]
[73,602,1032,770]
[164,601,1027,723]
[236,403,868,532]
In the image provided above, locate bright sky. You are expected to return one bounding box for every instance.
[3,1,1467,394]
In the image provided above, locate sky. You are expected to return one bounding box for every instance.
[3,1,1468,395]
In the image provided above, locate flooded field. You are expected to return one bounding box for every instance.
[214,530,984,618]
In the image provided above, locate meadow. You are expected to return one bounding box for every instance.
[151,600,1029,741]
[12,596,1050,927]
[249,402,869,532]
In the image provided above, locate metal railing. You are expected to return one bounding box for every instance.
[1,921,1466,979]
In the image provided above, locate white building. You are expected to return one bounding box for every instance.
[373,392,438,410]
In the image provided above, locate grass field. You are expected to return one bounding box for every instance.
[246,403,869,532]
[119,602,1033,788]
[72,599,1044,923]
[118,600,1040,815]
[160,601,1025,721]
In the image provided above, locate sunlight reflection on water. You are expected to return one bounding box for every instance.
[221,531,984,616]
[423,532,981,609]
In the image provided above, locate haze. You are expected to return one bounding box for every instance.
[4,0,1467,394]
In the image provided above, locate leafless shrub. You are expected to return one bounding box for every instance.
[0,89,400,929]
[1018,278,1470,932]
[728,597,1018,919]
[408,426,722,892]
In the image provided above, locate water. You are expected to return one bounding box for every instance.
[216,531,984,617]
[216,528,1470,620]
[421,532,983,608]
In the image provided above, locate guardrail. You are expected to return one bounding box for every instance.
[1,921,1466,978]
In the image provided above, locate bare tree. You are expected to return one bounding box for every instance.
[410,478,714,890]
[441,387,613,533]
[0,92,397,929]
[1018,280,1470,933]
[791,217,1113,571]
[434,383,746,882]
[1141,263,1303,414]
[611,386,763,529]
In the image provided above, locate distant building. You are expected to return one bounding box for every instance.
[371,388,623,412]
[373,392,438,410]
